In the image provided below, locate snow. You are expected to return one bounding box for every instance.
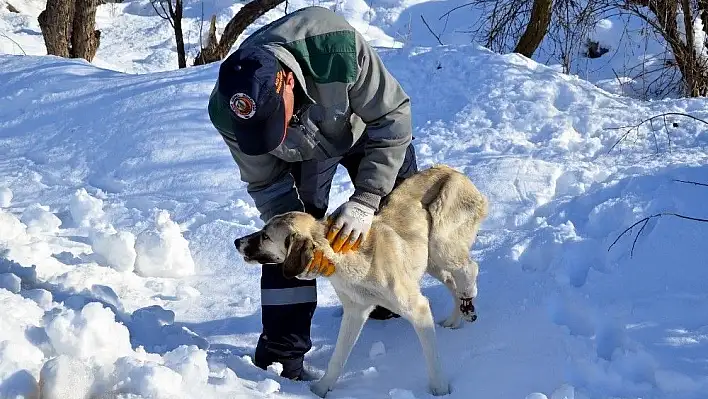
[1,0,708,398]
[133,210,196,278]
[0,273,21,293]
[0,187,12,207]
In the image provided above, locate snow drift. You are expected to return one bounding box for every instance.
[1,8,708,398]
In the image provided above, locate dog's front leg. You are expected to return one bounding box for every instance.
[310,300,372,398]
[452,259,479,323]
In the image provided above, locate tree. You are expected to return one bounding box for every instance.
[193,0,285,66]
[150,0,186,69]
[38,0,101,62]
[513,0,553,57]
[622,0,708,97]
[440,0,615,73]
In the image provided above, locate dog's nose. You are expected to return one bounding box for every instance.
[234,237,245,252]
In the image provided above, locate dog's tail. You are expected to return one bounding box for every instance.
[428,165,488,239]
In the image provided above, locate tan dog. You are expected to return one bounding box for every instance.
[235,165,488,397]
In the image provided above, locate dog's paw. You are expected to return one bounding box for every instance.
[429,380,451,396]
[309,380,332,398]
[438,315,462,329]
[459,297,477,323]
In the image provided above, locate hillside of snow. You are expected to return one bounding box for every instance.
[1,0,691,99]
[2,1,708,399]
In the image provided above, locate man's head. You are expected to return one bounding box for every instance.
[208,46,297,156]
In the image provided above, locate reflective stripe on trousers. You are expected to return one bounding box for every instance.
[260,286,317,306]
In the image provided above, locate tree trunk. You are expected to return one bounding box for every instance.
[38,0,74,58]
[679,0,700,96]
[174,0,186,68]
[195,15,218,66]
[193,0,285,66]
[513,0,553,58]
[700,0,708,40]
[71,0,101,61]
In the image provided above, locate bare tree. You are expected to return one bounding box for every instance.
[622,0,708,97]
[193,0,285,66]
[151,0,186,68]
[38,0,101,61]
[439,0,615,68]
[514,0,553,57]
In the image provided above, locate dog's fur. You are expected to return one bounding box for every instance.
[235,164,488,397]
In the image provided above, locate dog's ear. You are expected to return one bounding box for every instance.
[282,232,314,279]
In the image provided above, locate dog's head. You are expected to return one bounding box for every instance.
[234,211,324,279]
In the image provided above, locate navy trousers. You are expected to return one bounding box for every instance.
[254,137,418,379]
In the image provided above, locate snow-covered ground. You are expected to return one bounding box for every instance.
[1,1,708,398]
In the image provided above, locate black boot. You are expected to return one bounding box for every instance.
[368,305,400,320]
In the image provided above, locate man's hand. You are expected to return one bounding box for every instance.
[325,200,376,253]
[304,248,335,277]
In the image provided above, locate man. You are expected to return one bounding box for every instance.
[207,6,418,381]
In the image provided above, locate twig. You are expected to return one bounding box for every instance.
[198,2,204,55]
[673,179,708,187]
[438,2,475,21]
[420,15,444,45]
[606,112,708,154]
[0,32,26,55]
[608,212,708,257]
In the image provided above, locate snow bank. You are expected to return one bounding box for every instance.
[90,227,138,272]
[1,9,708,398]
[0,188,12,208]
[69,188,107,229]
[134,210,195,278]
[0,290,45,398]
[20,203,62,236]
[0,209,26,243]
[44,302,133,363]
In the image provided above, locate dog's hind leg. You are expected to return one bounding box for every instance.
[427,265,462,329]
[310,295,373,398]
[400,293,451,396]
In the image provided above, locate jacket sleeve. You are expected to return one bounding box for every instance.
[221,134,304,223]
[347,30,413,211]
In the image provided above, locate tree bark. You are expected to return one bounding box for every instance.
[38,0,74,58]
[680,0,700,96]
[193,0,285,66]
[71,0,101,61]
[195,15,219,66]
[513,0,553,58]
[173,0,186,68]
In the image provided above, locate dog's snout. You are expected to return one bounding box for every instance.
[234,236,248,253]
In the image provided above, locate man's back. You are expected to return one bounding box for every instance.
[241,6,357,52]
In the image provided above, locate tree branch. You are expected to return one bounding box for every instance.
[673,179,708,187]
[0,31,26,55]
[421,14,444,45]
[606,112,708,154]
[608,212,708,257]
[438,2,475,21]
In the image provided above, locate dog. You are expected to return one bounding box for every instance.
[234,164,489,397]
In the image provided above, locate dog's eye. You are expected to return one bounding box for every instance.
[262,233,270,241]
